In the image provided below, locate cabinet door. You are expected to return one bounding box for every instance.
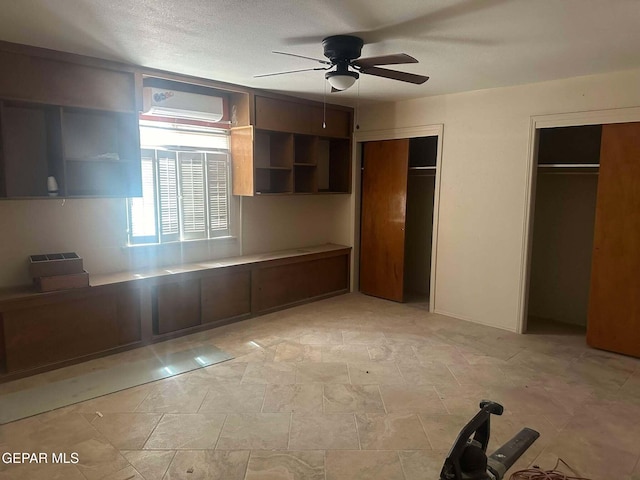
[0,50,135,112]
[360,139,409,302]
[153,279,201,335]
[587,122,640,358]
[255,96,310,134]
[311,106,351,138]
[230,125,255,196]
[201,270,251,324]
[252,255,349,313]
[62,110,141,197]
[3,292,120,372]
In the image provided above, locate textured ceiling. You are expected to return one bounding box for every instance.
[0,0,639,105]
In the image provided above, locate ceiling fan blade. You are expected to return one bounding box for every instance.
[360,66,429,85]
[281,34,326,46]
[254,67,329,78]
[410,34,498,46]
[355,0,512,43]
[353,53,418,68]
[273,51,331,65]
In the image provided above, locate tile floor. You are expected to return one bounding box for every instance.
[1,293,639,480]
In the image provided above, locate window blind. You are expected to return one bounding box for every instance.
[207,153,230,236]
[128,151,157,243]
[158,152,179,242]
[128,122,231,245]
[179,152,206,240]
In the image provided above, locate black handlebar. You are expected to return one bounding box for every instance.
[439,401,540,480]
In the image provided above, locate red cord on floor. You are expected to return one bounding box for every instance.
[510,458,592,480]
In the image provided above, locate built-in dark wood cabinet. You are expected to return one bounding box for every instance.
[0,284,141,373]
[0,46,141,198]
[253,254,349,313]
[231,95,352,196]
[0,245,351,381]
[201,270,251,325]
[153,278,201,335]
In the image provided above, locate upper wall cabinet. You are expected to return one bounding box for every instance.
[0,48,141,198]
[254,95,351,139]
[0,50,135,112]
[231,95,352,196]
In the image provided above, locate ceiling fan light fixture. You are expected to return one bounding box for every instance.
[325,70,359,91]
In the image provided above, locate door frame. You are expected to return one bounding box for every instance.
[354,124,444,311]
[518,106,640,334]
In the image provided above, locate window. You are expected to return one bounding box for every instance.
[127,121,232,244]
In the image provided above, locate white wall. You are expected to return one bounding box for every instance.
[0,198,240,288]
[0,192,353,288]
[0,138,354,288]
[241,194,352,255]
[357,68,640,332]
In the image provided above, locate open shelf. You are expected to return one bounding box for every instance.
[62,109,140,197]
[409,136,438,168]
[254,130,293,169]
[1,102,63,197]
[315,138,350,193]
[294,135,318,165]
[0,99,141,198]
[255,167,292,194]
[294,165,317,193]
[538,125,602,165]
[229,96,352,196]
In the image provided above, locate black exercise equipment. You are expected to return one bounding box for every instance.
[440,400,540,480]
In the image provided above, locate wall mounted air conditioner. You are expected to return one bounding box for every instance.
[142,87,224,122]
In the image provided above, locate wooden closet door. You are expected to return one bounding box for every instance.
[587,122,640,357]
[360,139,409,302]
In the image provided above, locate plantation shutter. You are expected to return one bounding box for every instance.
[158,151,180,242]
[207,152,230,237]
[179,152,207,240]
[129,122,231,245]
[128,149,158,244]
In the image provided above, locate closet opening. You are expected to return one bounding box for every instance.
[526,124,601,334]
[359,135,438,307]
[404,136,437,309]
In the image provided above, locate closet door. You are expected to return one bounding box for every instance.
[587,122,640,357]
[360,139,409,302]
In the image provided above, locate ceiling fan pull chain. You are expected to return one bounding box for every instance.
[323,78,327,129]
[356,79,360,130]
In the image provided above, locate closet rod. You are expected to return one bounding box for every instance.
[539,170,599,175]
[538,163,599,168]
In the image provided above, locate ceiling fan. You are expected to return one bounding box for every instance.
[255,35,429,92]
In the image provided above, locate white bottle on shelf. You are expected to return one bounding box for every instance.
[47,176,59,196]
